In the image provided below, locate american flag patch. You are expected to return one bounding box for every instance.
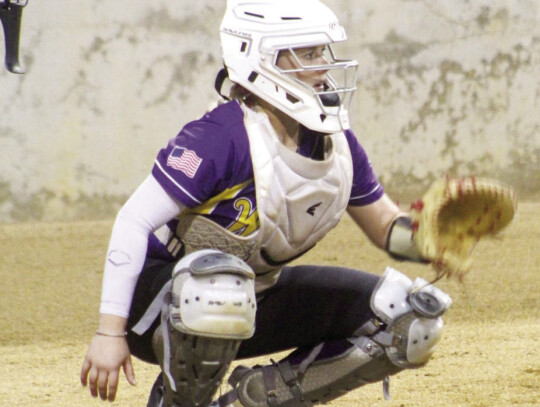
[166,147,202,178]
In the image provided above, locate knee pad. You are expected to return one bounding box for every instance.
[170,249,257,340]
[369,267,452,367]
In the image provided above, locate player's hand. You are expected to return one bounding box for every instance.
[80,334,137,401]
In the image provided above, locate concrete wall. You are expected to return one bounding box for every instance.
[1,0,538,222]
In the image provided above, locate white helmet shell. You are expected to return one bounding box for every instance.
[220,0,358,133]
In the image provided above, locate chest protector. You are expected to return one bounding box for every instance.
[175,105,353,292]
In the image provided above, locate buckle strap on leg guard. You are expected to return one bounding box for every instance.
[261,366,278,406]
[216,360,311,407]
[275,361,306,406]
[353,318,383,337]
[229,366,253,386]
[216,366,252,407]
[159,291,177,393]
[382,376,391,400]
[296,343,323,382]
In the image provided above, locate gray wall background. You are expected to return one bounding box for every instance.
[1,0,539,222]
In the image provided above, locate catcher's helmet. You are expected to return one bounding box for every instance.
[219,0,358,133]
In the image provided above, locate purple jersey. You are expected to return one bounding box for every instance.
[152,101,383,240]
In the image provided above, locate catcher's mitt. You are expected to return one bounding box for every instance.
[410,176,517,279]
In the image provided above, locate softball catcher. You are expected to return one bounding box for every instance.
[80,1,516,406]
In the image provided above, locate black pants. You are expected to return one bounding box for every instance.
[126,257,380,364]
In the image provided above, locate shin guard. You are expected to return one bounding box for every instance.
[148,250,257,407]
[215,267,451,407]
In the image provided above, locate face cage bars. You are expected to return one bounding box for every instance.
[272,44,358,113]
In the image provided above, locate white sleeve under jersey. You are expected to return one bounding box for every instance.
[99,174,184,318]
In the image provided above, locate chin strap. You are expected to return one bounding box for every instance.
[214,67,231,100]
[0,0,27,74]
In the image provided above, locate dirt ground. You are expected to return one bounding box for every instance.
[0,202,538,407]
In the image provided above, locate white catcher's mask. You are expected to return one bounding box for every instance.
[219,0,358,133]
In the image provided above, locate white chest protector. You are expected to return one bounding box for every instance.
[176,105,353,292]
[244,105,352,262]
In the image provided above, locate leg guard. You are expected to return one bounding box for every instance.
[151,250,257,407]
[218,340,401,407]
[215,267,451,407]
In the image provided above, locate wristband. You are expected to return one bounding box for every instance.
[96,331,127,338]
[386,215,426,262]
